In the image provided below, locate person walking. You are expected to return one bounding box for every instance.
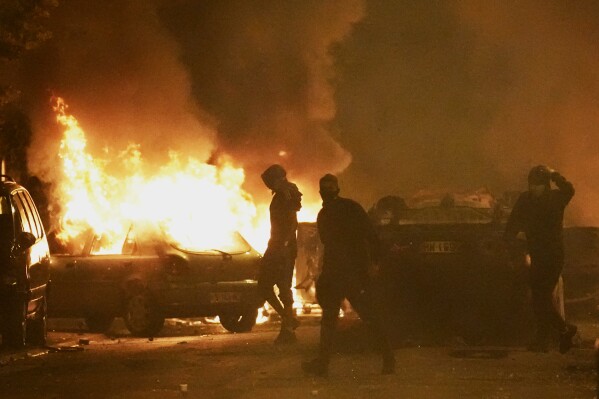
[302,174,395,376]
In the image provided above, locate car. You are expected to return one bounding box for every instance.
[48,223,264,337]
[0,175,51,348]
[294,190,564,344]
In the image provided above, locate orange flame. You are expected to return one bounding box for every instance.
[51,97,320,255]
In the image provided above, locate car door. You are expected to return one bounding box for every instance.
[10,190,50,310]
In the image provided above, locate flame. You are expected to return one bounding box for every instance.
[51,96,321,254]
[53,97,263,252]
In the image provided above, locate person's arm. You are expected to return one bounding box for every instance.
[551,171,575,206]
[504,194,525,243]
[354,201,380,264]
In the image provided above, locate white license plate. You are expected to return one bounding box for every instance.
[420,241,460,254]
[210,292,242,303]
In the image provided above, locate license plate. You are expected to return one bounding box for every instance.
[210,292,242,303]
[420,241,460,254]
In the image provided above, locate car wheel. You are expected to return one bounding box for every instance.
[123,291,164,337]
[219,308,258,333]
[85,314,115,333]
[26,297,47,346]
[3,297,27,348]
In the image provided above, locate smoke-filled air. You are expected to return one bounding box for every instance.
[7,0,599,229]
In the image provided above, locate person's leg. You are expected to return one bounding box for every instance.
[257,255,286,317]
[277,252,298,330]
[348,282,395,374]
[302,277,342,376]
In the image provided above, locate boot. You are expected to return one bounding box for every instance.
[274,329,297,345]
[559,324,578,354]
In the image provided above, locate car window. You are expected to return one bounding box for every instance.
[20,191,44,239]
[0,196,14,255]
[166,228,252,254]
[11,192,33,235]
[397,207,494,225]
[90,232,127,255]
[17,191,41,239]
[121,228,137,255]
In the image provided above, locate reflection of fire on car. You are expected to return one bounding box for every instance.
[0,175,50,348]
[48,223,263,336]
[295,189,564,344]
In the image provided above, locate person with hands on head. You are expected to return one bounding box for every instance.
[504,165,577,353]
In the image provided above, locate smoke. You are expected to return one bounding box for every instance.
[332,1,599,225]
[455,0,599,225]
[23,0,217,182]
[159,0,363,199]
[19,0,363,207]
[16,0,599,225]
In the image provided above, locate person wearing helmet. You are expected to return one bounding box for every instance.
[504,165,577,353]
[260,164,302,344]
[302,174,395,377]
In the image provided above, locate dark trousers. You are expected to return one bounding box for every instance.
[530,265,566,340]
[316,274,393,364]
[258,247,295,311]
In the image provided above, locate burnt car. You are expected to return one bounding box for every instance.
[295,190,564,344]
[0,175,50,348]
[48,224,263,336]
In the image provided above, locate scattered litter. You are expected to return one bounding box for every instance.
[179,384,188,393]
[177,341,188,345]
[311,389,319,396]
[149,337,154,342]
[46,345,85,353]
[78,339,90,345]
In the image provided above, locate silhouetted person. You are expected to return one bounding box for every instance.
[504,165,577,353]
[302,174,395,376]
[259,164,302,344]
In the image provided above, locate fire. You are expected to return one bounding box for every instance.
[53,97,260,252]
[51,97,321,255]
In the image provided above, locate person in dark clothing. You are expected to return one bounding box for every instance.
[302,174,395,376]
[504,165,577,353]
[259,164,302,344]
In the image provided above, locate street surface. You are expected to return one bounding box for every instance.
[0,315,597,398]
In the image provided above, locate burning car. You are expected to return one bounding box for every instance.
[48,223,263,336]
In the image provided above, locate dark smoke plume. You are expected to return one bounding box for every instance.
[19,0,363,206]
[333,1,599,225]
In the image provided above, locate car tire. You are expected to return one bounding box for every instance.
[3,297,27,348]
[85,314,115,333]
[219,308,258,333]
[123,291,164,337]
[26,297,47,346]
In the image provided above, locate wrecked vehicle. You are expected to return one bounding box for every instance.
[370,190,565,343]
[48,224,263,336]
[295,189,564,344]
[0,176,50,348]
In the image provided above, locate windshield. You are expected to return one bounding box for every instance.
[165,228,252,254]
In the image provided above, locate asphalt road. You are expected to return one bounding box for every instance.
[0,316,597,398]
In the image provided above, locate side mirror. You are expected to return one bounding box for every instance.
[16,231,36,252]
